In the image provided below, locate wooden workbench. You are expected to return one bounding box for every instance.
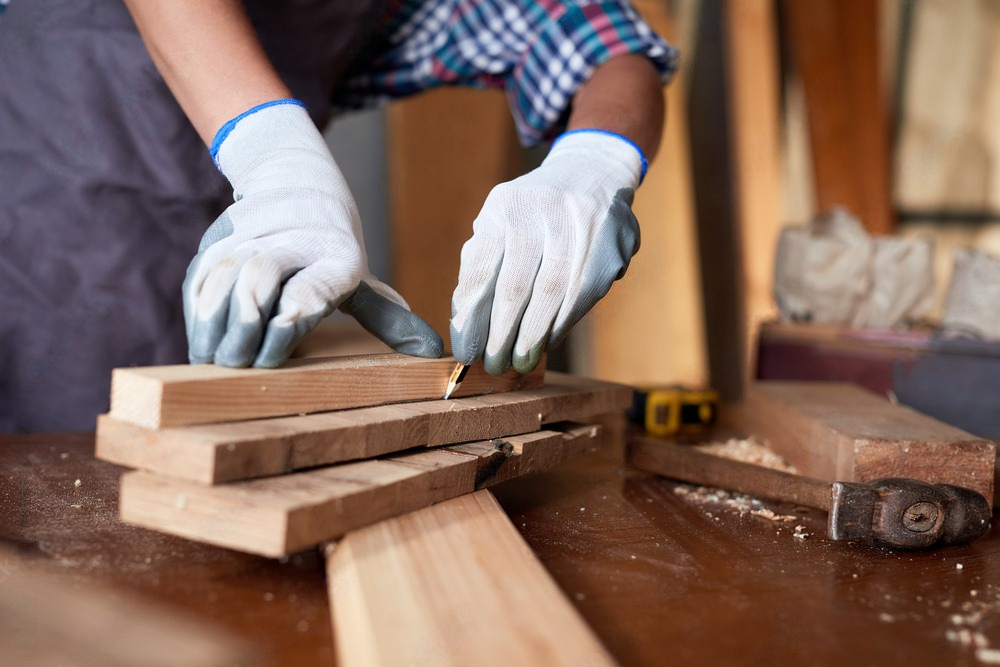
[3,430,1000,666]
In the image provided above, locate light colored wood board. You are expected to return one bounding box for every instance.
[0,558,255,667]
[119,426,599,557]
[724,0,783,386]
[388,89,522,340]
[97,373,630,484]
[894,0,1000,213]
[109,353,544,429]
[739,382,996,506]
[326,490,617,667]
[585,0,708,389]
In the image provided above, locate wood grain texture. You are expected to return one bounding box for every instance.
[585,0,708,389]
[119,424,600,557]
[109,353,543,429]
[628,434,832,510]
[894,0,1000,214]
[724,0,783,385]
[739,382,996,507]
[0,557,255,667]
[97,373,630,484]
[783,0,894,234]
[325,490,616,667]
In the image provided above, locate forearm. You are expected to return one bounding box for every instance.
[122,0,290,145]
[567,54,665,160]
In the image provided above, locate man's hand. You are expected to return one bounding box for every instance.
[184,101,442,367]
[450,130,644,375]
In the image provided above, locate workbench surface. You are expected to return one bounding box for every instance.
[3,431,999,666]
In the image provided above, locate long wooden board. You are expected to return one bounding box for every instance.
[109,353,544,429]
[0,556,255,667]
[97,373,629,484]
[738,382,996,507]
[325,490,616,667]
[119,424,600,557]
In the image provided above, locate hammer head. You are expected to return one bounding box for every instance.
[829,478,991,549]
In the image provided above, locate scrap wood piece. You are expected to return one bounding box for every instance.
[738,382,996,508]
[97,373,629,484]
[119,424,601,557]
[325,489,616,667]
[109,353,544,429]
[0,558,256,667]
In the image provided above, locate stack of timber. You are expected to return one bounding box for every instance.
[96,352,633,557]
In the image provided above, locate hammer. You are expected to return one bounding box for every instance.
[628,435,992,550]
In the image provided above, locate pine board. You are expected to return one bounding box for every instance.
[119,424,600,557]
[325,490,616,667]
[97,373,629,484]
[739,381,996,507]
[109,353,543,429]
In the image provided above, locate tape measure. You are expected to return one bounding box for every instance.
[628,386,720,437]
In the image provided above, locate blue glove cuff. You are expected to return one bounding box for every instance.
[551,128,649,184]
[209,98,307,167]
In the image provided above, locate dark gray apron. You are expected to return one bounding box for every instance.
[0,0,386,432]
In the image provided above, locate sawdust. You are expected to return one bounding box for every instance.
[693,437,798,473]
[671,437,802,525]
[943,582,1000,663]
[673,485,799,523]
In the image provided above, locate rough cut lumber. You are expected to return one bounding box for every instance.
[738,382,996,508]
[109,353,544,429]
[97,373,629,484]
[0,558,255,667]
[119,424,600,557]
[325,490,617,667]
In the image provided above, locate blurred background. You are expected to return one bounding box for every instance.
[312,0,1000,406]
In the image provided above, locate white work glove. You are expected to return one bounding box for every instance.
[450,129,644,375]
[184,100,442,367]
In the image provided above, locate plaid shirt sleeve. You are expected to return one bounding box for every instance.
[336,0,679,146]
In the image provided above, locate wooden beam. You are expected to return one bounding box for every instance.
[109,353,543,429]
[585,0,708,389]
[325,490,616,667]
[738,382,996,507]
[119,424,600,557]
[724,0,783,388]
[97,373,630,484]
[783,0,894,234]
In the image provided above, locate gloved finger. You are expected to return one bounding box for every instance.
[212,250,305,367]
[511,240,573,374]
[183,214,239,344]
[450,222,505,366]
[252,260,360,368]
[341,280,444,358]
[550,194,640,346]
[185,246,256,364]
[482,234,543,375]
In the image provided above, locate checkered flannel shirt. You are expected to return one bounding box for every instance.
[339,0,678,145]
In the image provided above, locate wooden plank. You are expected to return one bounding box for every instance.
[738,381,996,507]
[97,373,630,484]
[894,0,1000,214]
[783,0,894,234]
[0,557,256,667]
[109,353,543,429]
[724,0,783,387]
[388,89,523,339]
[585,0,708,389]
[119,424,600,557]
[325,490,617,667]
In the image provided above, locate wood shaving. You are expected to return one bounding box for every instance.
[673,485,798,522]
[943,583,1000,662]
[693,437,798,473]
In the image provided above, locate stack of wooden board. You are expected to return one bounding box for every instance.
[96,353,634,557]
